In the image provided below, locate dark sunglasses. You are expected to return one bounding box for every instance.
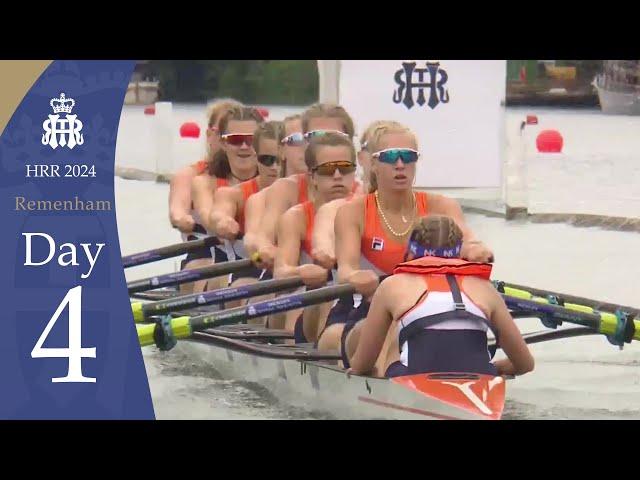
[281,132,305,147]
[257,154,280,167]
[312,161,356,177]
[372,148,420,165]
[222,133,254,147]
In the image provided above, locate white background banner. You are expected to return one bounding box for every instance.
[338,60,506,188]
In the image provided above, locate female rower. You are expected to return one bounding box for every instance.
[168,99,241,292]
[243,114,305,258]
[273,133,357,342]
[248,103,356,270]
[311,119,386,270]
[346,214,534,378]
[190,106,264,291]
[317,120,494,354]
[202,120,283,306]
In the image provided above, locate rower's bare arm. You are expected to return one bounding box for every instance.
[262,178,296,244]
[312,198,349,269]
[169,165,197,232]
[191,175,215,231]
[243,191,266,256]
[488,288,535,376]
[275,209,328,287]
[208,187,241,238]
[430,194,494,262]
[274,209,304,279]
[349,280,394,375]
[335,200,379,297]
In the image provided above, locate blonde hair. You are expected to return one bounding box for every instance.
[304,132,356,171]
[253,120,284,154]
[366,120,418,193]
[359,120,390,151]
[301,103,355,138]
[411,215,463,251]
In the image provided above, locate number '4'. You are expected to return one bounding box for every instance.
[31,286,96,383]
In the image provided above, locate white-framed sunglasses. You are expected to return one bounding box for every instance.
[371,148,420,164]
[303,130,350,141]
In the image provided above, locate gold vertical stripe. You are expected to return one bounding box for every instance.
[0,60,52,136]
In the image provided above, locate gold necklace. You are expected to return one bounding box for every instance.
[374,190,416,237]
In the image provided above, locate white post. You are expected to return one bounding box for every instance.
[317,60,340,103]
[154,101,174,177]
[503,117,530,218]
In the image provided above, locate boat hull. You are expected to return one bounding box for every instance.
[177,332,505,420]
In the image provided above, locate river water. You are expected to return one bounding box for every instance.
[115,103,640,419]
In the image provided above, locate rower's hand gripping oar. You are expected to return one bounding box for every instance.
[122,236,221,269]
[127,258,253,294]
[131,276,305,322]
[137,282,357,350]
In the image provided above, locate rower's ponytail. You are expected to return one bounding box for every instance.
[411,215,463,252]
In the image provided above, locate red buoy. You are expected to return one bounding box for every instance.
[526,115,538,125]
[257,107,269,119]
[536,129,563,153]
[180,122,201,139]
[144,105,155,115]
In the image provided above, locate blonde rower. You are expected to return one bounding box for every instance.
[317,121,494,356]
[248,103,357,270]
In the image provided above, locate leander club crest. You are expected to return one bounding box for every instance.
[393,62,450,110]
[42,93,84,150]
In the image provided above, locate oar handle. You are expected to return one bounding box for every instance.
[122,236,220,269]
[133,276,305,322]
[127,259,253,294]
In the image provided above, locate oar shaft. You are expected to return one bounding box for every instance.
[127,259,253,294]
[497,281,639,318]
[189,283,354,331]
[138,283,356,348]
[132,276,305,322]
[122,236,220,268]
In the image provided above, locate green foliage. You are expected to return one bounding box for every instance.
[147,60,319,105]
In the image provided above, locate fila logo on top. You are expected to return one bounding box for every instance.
[371,237,384,251]
[42,92,84,150]
[393,62,450,110]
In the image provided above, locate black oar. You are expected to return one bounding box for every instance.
[131,276,305,322]
[495,280,639,318]
[122,236,221,269]
[137,282,355,349]
[127,259,253,294]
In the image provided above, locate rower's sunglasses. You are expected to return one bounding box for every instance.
[304,130,350,142]
[372,148,420,165]
[281,132,305,147]
[312,161,356,176]
[222,133,254,147]
[257,154,280,167]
